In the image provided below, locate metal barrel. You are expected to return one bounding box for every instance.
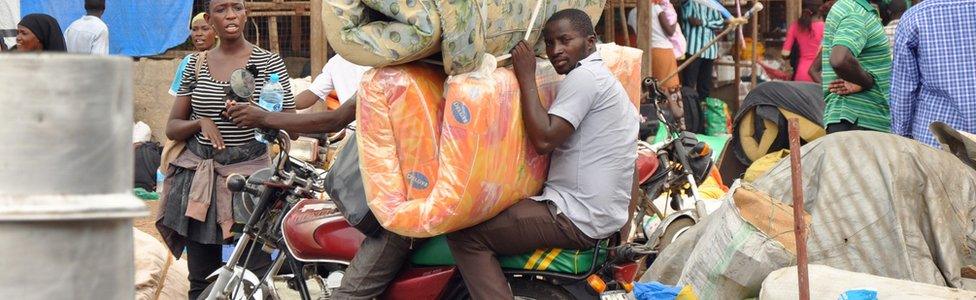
[0,54,148,299]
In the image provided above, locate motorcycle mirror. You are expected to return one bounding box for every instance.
[227,173,247,193]
[229,68,256,100]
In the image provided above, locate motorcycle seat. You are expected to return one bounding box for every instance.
[410,236,608,274]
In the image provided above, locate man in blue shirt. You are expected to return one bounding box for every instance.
[889,0,976,146]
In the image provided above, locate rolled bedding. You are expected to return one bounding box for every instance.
[323,0,605,75]
[356,44,642,237]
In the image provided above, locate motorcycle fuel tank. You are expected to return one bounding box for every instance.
[282,199,365,262]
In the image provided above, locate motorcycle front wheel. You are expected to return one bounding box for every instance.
[197,280,270,300]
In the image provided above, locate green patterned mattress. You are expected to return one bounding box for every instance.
[323,0,605,75]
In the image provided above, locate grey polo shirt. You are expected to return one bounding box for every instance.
[530,51,640,239]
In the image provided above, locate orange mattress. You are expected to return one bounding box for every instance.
[357,44,643,237]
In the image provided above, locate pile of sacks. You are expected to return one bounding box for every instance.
[356,44,642,237]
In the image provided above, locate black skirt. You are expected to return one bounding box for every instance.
[157,138,267,256]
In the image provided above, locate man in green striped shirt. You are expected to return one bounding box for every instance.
[821,0,892,133]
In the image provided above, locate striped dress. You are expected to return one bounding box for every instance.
[176,46,296,147]
[680,1,725,60]
[820,0,892,132]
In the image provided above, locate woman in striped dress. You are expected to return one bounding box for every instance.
[156,0,296,298]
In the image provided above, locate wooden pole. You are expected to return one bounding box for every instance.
[269,17,280,53]
[786,0,802,27]
[637,0,652,78]
[292,5,304,56]
[788,118,810,300]
[750,1,759,87]
[310,0,325,78]
[732,25,741,109]
[618,2,631,47]
[663,24,739,83]
[604,3,614,44]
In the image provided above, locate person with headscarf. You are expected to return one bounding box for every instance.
[14,13,66,52]
[168,12,218,96]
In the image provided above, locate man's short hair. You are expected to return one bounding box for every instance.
[85,0,105,12]
[545,9,596,37]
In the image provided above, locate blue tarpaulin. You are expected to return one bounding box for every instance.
[20,0,192,56]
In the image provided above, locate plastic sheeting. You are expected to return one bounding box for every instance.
[21,0,192,56]
[322,0,604,75]
[646,131,976,294]
[357,44,642,237]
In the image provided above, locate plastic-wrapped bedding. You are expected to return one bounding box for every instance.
[323,0,605,75]
[357,44,642,237]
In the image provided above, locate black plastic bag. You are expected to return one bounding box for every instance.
[323,134,382,236]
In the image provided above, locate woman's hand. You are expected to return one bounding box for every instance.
[199,117,225,149]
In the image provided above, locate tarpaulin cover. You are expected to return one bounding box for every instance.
[753,131,976,288]
[322,0,604,75]
[21,0,191,56]
[357,44,642,237]
[646,132,976,294]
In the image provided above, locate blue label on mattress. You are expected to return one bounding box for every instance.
[452,101,471,124]
[407,171,430,190]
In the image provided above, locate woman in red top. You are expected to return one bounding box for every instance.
[781,0,825,82]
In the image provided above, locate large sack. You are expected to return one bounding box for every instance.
[133,228,189,300]
[678,185,808,299]
[323,0,605,75]
[358,44,641,237]
[760,265,976,299]
[648,182,809,299]
[752,131,976,288]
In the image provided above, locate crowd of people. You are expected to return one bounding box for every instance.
[627,0,973,149]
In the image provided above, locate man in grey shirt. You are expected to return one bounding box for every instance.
[446,9,640,299]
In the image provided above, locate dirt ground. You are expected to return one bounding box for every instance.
[134,200,163,242]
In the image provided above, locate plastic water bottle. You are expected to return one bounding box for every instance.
[255,73,284,143]
[155,169,165,194]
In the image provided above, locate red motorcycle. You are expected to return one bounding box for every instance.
[200,129,657,300]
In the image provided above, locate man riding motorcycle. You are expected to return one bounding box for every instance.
[446,9,640,299]
[225,9,640,299]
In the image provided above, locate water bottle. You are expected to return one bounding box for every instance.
[255,73,284,143]
[155,169,165,194]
